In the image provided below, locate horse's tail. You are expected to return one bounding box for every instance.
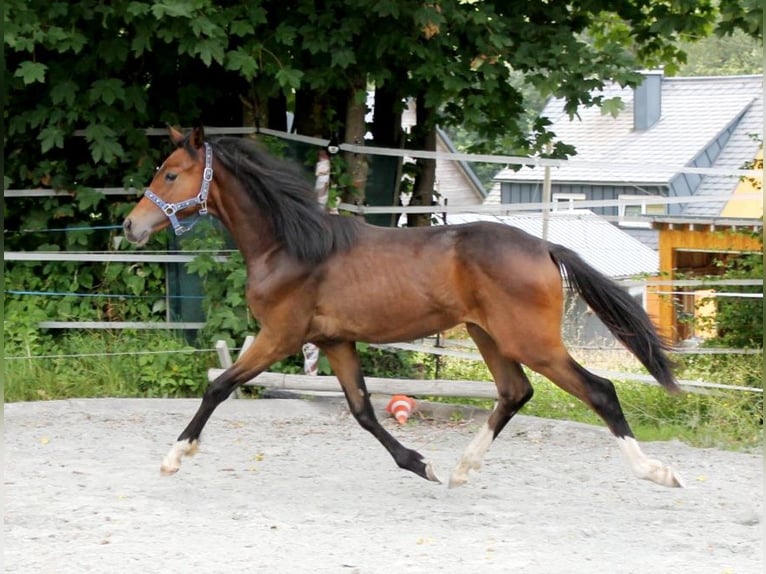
[548,243,679,393]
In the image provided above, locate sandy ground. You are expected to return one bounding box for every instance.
[4,397,763,573]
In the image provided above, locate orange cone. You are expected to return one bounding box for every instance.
[386,395,416,424]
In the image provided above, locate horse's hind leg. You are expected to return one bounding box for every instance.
[528,351,684,488]
[449,324,534,488]
[320,341,440,483]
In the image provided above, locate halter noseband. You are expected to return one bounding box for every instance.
[144,142,213,235]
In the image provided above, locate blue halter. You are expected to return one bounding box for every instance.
[144,142,213,236]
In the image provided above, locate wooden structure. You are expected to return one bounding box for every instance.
[647,218,762,342]
[211,339,761,395]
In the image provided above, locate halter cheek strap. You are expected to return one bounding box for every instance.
[144,142,213,236]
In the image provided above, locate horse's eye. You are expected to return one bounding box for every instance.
[165,172,178,182]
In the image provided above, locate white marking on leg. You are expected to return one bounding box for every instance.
[616,436,684,488]
[449,422,495,488]
[160,439,199,476]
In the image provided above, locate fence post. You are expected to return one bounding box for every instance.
[214,339,243,399]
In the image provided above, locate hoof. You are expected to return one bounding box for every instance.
[448,474,468,489]
[448,456,482,489]
[160,461,180,476]
[159,439,198,476]
[425,461,442,484]
[617,437,685,488]
[645,460,685,488]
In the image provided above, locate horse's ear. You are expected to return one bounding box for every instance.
[190,125,205,150]
[168,125,185,146]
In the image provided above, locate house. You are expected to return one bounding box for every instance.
[432,127,487,206]
[486,72,763,343]
[485,73,763,249]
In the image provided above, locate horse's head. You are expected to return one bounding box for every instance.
[123,126,213,246]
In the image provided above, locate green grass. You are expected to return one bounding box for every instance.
[4,330,215,401]
[4,330,762,451]
[422,351,763,452]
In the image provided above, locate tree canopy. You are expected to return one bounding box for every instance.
[4,0,763,217]
[3,0,762,354]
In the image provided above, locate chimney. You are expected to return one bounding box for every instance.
[633,70,663,131]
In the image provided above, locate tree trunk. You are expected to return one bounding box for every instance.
[371,83,403,148]
[292,88,347,136]
[293,89,327,136]
[407,94,437,227]
[242,83,287,131]
[266,92,288,131]
[341,81,369,204]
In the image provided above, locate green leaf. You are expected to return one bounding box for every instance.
[229,20,255,37]
[372,1,399,18]
[104,264,123,282]
[127,2,151,18]
[191,16,220,39]
[195,39,225,67]
[74,187,105,211]
[88,79,126,106]
[50,80,78,106]
[82,123,124,164]
[45,26,69,48]
[600,96,625,119]
[225,49,259,77]
[247,5,267,25]
[274,23,297,46]
[125,273,146,296]
[123,86,148,115]
[151,1,194,19]
[14,61,47,85]
[131,30,152,55]
[186,254,217,277]
[39,126,65,153]
[330,49,356,69]
[275,68,303,90]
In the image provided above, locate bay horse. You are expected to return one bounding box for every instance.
[123,126,684,488]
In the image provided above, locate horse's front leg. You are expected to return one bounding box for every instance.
[320,341,440,483]
[160,330,291,475]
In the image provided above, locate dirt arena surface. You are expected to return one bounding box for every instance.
[4,397,763,573]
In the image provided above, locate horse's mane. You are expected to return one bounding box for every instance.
[198,135,361,264]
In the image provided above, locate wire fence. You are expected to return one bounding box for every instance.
[4,126,761,394]
[6,338,761,394]
[4,347,219,361]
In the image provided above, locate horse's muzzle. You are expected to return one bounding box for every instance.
[122,217,149,246]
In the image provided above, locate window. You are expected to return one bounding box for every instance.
[618,195,666,228]
[552,193,586,210]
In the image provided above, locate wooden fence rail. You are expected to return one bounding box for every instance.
[208,339,762,396]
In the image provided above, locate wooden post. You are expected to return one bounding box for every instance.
[214,338,255,399]
[541,143,553,241]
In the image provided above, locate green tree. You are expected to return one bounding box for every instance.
[677,28,763,75]
[4,0,763,350]
[5,0,763,212]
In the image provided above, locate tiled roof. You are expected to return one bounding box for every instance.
[682,94,763,217]
[447,210,658,279]
[490,75,763,190]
